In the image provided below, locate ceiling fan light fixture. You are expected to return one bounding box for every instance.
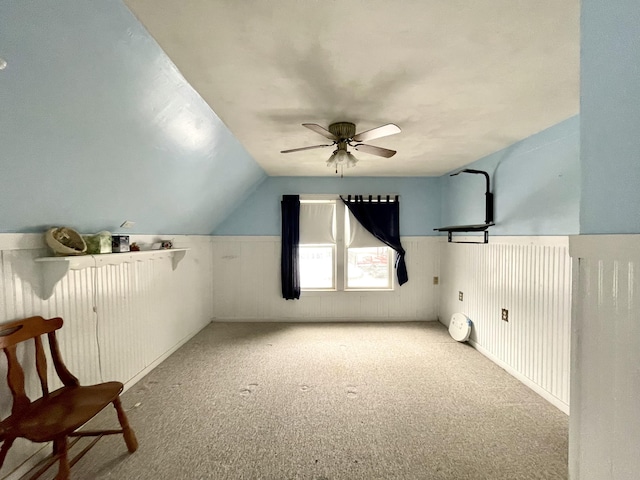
[334,149,350,165]
[327,150,357,168]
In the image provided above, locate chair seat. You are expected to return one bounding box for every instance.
[0,381,123,443]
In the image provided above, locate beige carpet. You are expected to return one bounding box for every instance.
[47,322,567,479]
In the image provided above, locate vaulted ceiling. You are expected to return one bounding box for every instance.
[125,0,579,177]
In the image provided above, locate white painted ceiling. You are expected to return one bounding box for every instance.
[124,0,579,177]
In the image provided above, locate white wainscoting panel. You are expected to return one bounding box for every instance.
[211,236,440,321]
[569,235,640,480]
[439,236,571,413]
[0,234,214,479]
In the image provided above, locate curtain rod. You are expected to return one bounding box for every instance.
[342,194,400,203]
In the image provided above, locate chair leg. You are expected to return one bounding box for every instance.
[0,438,15,470]
[53,438,70,480]
[113,397,138,453]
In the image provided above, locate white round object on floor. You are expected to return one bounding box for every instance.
[449,313,472,342]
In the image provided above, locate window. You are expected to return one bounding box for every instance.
[299,246,334,289]
[346,246,393,289]
[299,199,336,290]
[299,196,394,291]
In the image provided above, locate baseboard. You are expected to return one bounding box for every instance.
[468,339,570,415]
[121,320,211,393]
[2,320,212,480]
[211,318,439,323]
[2,446,52,480]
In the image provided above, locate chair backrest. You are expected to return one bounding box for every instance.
[0,316,79,417]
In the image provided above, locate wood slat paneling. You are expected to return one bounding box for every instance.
[569,235,640,480]
[0,235,213,479]
[211,236,440,321]
[439,236,571,412]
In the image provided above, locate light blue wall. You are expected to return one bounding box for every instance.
[580,0,640,234]
[440,116,580,236]
[0,0,266,235]
[213,177,441,236]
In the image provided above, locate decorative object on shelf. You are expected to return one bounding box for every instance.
[84,231,112,254]
[434,169,495,244]
[112,235,130,253]
[45,227,87,256]
[160,240,173,249]
[130,242,140,252]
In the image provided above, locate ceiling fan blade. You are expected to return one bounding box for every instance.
[281,144,334,154]
[302,123,338,140]
[352,143,397,158]
[352,123,401,142]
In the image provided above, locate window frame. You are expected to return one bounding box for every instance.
[299,195,395,293]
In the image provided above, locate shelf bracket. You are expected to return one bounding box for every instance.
[41,259,71,300]
[171,250,187,270]
[434,169,495,243]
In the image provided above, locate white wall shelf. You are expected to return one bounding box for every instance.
[35,249,189,299]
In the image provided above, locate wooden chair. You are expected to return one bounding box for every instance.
[0,316,138,479]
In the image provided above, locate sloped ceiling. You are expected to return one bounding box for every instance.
[0,1,265,234]
[124,0,580,177]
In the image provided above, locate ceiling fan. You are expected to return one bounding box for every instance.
[281,122,401,175]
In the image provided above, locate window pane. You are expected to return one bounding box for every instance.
[300,202,336,244]
[347,246,392,289]
[300,245,334,289]
[345,206,385,248]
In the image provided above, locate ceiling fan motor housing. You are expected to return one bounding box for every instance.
[329,122,356,140]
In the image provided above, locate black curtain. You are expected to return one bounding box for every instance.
[281,195,301,299]
[341,195,408,286]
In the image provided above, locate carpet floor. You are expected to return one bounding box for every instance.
[41,321,568,479]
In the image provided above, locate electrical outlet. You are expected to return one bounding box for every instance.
[433,276,439,285]
[120,220,135,229]
[501,308,509,322]
[458,291,463,301]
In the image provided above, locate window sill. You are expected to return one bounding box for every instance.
[344,288,395,292]
[301,288,396,296]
